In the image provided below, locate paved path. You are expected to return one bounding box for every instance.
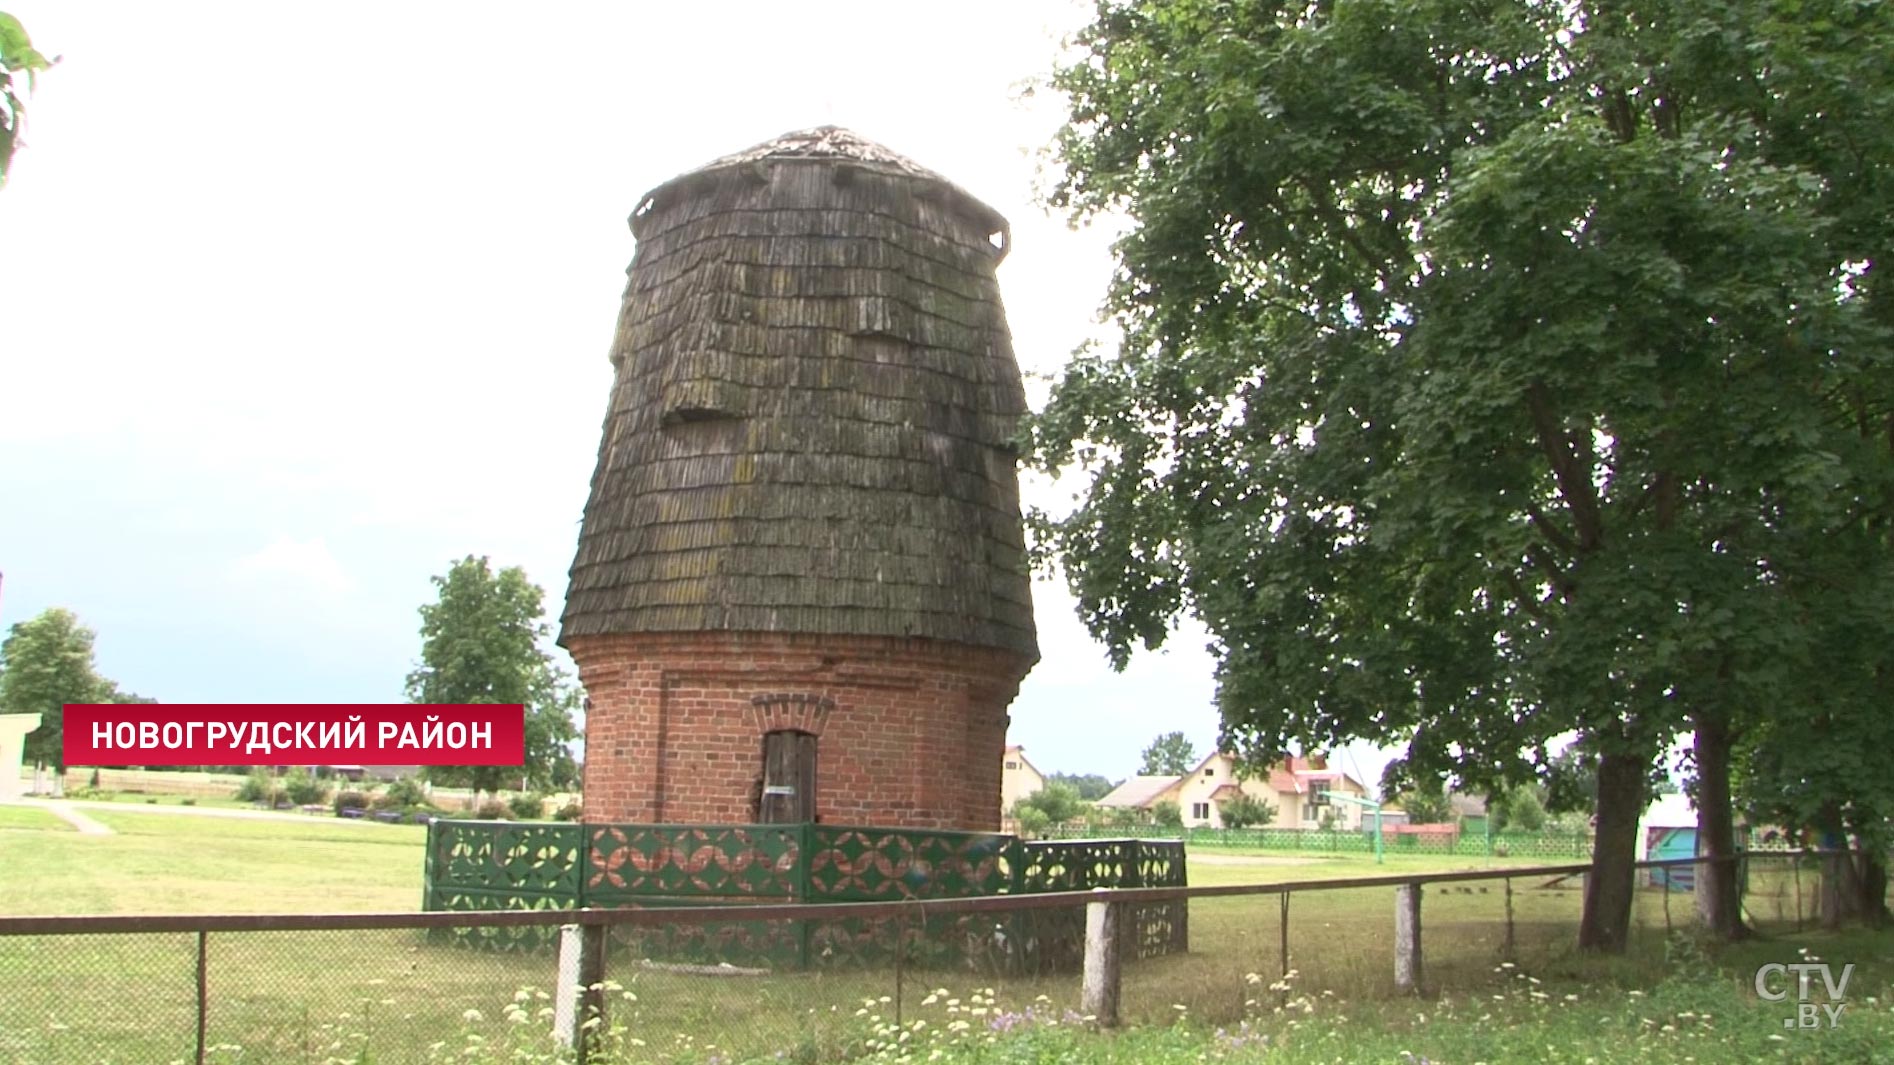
[45,798,388,826]
[9,798,115,835]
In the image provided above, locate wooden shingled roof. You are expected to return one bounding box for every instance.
[559,127,1039,662]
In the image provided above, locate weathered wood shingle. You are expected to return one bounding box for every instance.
[560,128,1038,661]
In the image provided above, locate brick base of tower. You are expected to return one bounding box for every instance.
[566,631,1034,830]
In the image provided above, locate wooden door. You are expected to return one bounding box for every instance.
[760,730,817,824]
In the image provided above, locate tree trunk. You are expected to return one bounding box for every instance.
[1692,710,1746,940]
[1858,849,1890,927]
[1579,749,1648,952]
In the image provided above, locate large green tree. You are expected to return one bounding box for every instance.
[0,11,52,187]
[1038,0,1894,952]
[0,608,114,774]
[1138,730,1199,775]
[405,557,581,797]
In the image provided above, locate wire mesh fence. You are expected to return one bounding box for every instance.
[0,851,1849,1065]
[1037,821,1598,859]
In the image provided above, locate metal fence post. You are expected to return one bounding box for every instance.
[194,930,208,1065]
[1794,855,1804,930]
[1502,877,1515,961]
[1278,891,1291,1006]
[1395,883,1423,993]
[797,821,816,969]
[1080,891,1123,1027]
[577,920,608,1063]
[421,820,437,910]
[894,910,907,1028]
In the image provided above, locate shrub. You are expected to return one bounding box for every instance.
[282,768,329,806]
[1152,800,1184,828]
[476,799,509,820]
[1015,782,1084,826]
[381,777,430,808]
[1014,804,1051,838]
[235,768,280,804]
[1490,784,1548,832]
[87,769,100,789]
[1218,792,1278,829]
[552,799,582,822]
[180,798,196,806]
[507,793,545,819]
[333,790,370,816]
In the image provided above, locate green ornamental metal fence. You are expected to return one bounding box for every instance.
[422,821,1188,971]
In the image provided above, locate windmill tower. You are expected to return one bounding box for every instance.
[561,127,1038,830]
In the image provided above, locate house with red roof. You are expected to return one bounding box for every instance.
[1096,752,1370,829]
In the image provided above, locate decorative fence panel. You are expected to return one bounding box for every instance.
[805,825,1015,901]
[583,823,804,905]
[1014,838,1188,967]
[421,821,1189,972]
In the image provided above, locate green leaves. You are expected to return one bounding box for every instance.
[406,556,581,793]
[1139,731,1199,775]
[0,608,120,772]
[1036,0,1894,823]
[0,11,55,188]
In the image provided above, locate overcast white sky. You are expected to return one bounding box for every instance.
[0,1,1394,789]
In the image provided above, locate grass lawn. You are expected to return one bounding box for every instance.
[0,805,71,832]
[0,811,1868,1064]
[0,808,425,915]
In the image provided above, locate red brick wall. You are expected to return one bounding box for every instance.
[567,631,1033,830]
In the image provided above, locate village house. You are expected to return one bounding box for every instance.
[1096,752,1370,829]
[1000,745,1047,813]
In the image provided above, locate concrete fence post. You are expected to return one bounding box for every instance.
[1080,891,1123,1027]
[554,922,610,1056]
[553,924,583,1047]
[1395,883,1423,993]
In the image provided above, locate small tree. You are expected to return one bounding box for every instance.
[0,608,120,780]
[1013,804,1051,839]
[282,769,329,807]
[1016,782,1085,827]
[1151,800,1183,828]
[1139,732,1198,776]
[1399,788,1456,826]
[236,768,281,805]
[1218,792,1276,830]
[406,557,581,799]
[1491,785,1548,833]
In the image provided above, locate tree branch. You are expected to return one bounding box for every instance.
[1525,382,1606,550]
[1525,499,1581,558]
[1504,569,1551,621]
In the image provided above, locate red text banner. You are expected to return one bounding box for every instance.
[60,704,526,767]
